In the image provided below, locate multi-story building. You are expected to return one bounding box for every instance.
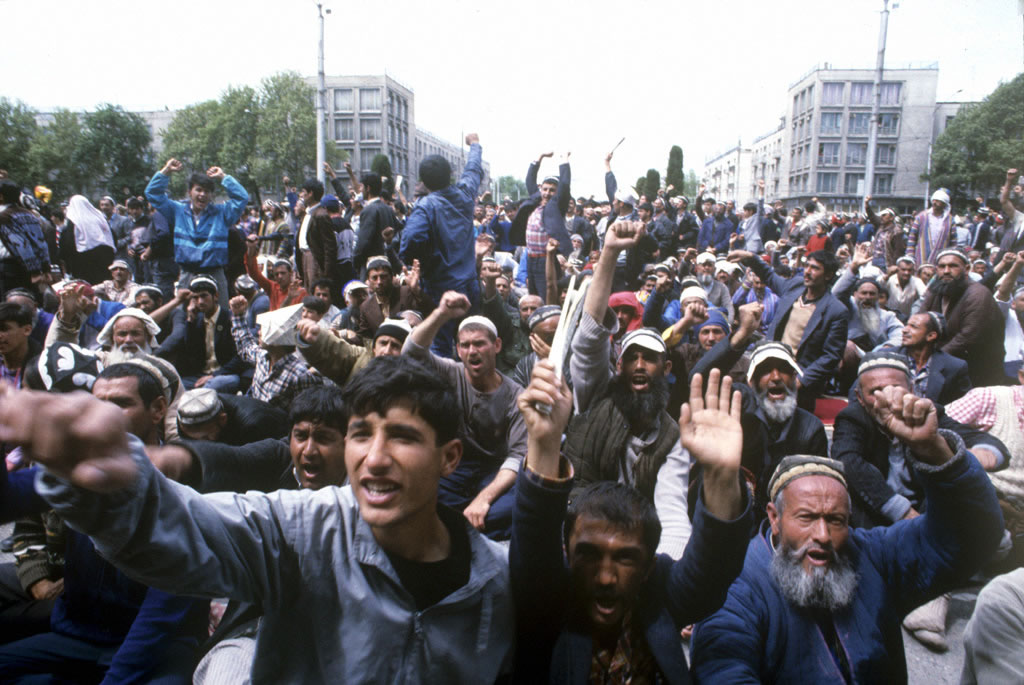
[702,143,752,205]
[314,74,489,196]
[703,64,970,215]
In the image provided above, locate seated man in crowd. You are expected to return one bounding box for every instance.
[690,307,828,520]
[157,276,246,392]
[227,295,322,409]
[512,362,753,683]
[0,362,208,683]
[886,256,926,322]
[920,248,1006,386]
[833,245,903,354]
[297,316,410,387]
[896,311,971,405]
[496,293,541,374]
[691,386,1005,682]
[833,349,1008,528]
[353,256,432,342]
[0,355,516,682]
[728,246,848,411]
[93,258,141,305]
[402,291,527,539]
[175,387,289,445]
[567,220,693,559]
[243,238,307,311]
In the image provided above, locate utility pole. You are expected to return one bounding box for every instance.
[864,0,891,207]
[315,2,328,184]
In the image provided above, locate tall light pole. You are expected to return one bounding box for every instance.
[315,2,328,184]
[864,0,892,206]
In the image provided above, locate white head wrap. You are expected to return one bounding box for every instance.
[65,195,114,253]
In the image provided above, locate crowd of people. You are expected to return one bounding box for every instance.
[0,138,1022,682]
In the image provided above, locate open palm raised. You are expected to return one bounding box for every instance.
[679,369,742,474]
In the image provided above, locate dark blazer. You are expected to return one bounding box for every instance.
[831,399,1009,527]
[920,279,1005,386]
[353,199,397,274]
[352,284,433,341]
[744,257,848,392]
[157,307,243,378]
[509,162,572,256]
[904,347,972,406]
[996,216,1024,262]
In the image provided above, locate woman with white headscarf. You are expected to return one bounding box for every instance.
[59,195,115,284]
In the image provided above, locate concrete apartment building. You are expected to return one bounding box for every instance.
[313,74,490,196]
[702,64,968,215]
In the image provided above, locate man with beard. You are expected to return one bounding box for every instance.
[906,189,955,266]
[690,308,828,521]
[403,291,527,539]
[691,390,1005,683]
[832,350,1007,528]
[566,220,693,559]
[920,248,1005,386]
[729,247,848,411]
[511,360,754,684]
[897,312,972,405]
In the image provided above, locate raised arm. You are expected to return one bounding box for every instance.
[1001,168,1018,219]
[456,133,484,201]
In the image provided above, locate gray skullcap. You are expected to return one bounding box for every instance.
[747,340,802,384]
[177,388,224,426]
[527,305,561,331]
[542,174,560,185]
[570,234,583,242]
[935,248,968,265]
[135,284,163,301]
[857,349,912,379]
[895,256,916,267]
[617,327,666,362]
[366,256,392,272]
[768,455,847,502]
[108,258,131,271]
[458,315,497,338]
[234,274,258,292]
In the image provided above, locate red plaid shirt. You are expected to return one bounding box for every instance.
[946,386,1024,432]
[525,207,547,257]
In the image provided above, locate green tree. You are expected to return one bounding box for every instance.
[496,175,527,201]
[0,98,39,184]
[77,104,154,199]
[27,109,88,201]
[644,169,661,200]
[927,72,1024,204]
[634,176,647,198]
[666,146,685,198]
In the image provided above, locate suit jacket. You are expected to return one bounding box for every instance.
[157,307,243,378]
[353,199,397,274]
[996,215,1024,262]
[352,285,433,341]
[907,347,972,406]
[307,206,347,276]
[745,257,848,392]
[920,280,1005,386]
[508,162,572,256]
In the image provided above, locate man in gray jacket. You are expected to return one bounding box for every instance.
[0,355,514,683]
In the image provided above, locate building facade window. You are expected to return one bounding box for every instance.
[359,88,381,111]
[334,118,353,141]
[820,112,842,135]
[360,118,381,141]
[822,82,844,105]
[818,143,840,166]
[874,174,893,195]
[846,143,867,166]
[361,147,381,172]
[849,113,870,135]
[850,82,873,105]
[816,172,838,194]
[333,88,354,111]
[876,144,897,166]
[844,173,864,195]
[878,113,900,136]
[880,82,902,105]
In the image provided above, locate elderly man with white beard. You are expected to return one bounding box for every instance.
[691,384,1005,683]
[44,290,185,440]
[689,303,828,522]
[833,244,903,353]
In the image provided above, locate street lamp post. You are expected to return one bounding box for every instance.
[315,2,328,184]
[864,0,891,207]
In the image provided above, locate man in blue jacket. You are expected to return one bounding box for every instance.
[690,386,1004,683]
[400,133,484,356]
[512,361,753,684]
[145,159,249,310]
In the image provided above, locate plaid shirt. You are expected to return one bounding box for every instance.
[231,314,323,408]
[525,206,547,257]
[946,385,1024,433]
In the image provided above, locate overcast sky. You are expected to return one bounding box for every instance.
[3,0,1022,197]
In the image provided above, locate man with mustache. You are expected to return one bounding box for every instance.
[919,248,1005,386]
[690,306,828,520]
[691,385,1005,682]
[567,220,693,559]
